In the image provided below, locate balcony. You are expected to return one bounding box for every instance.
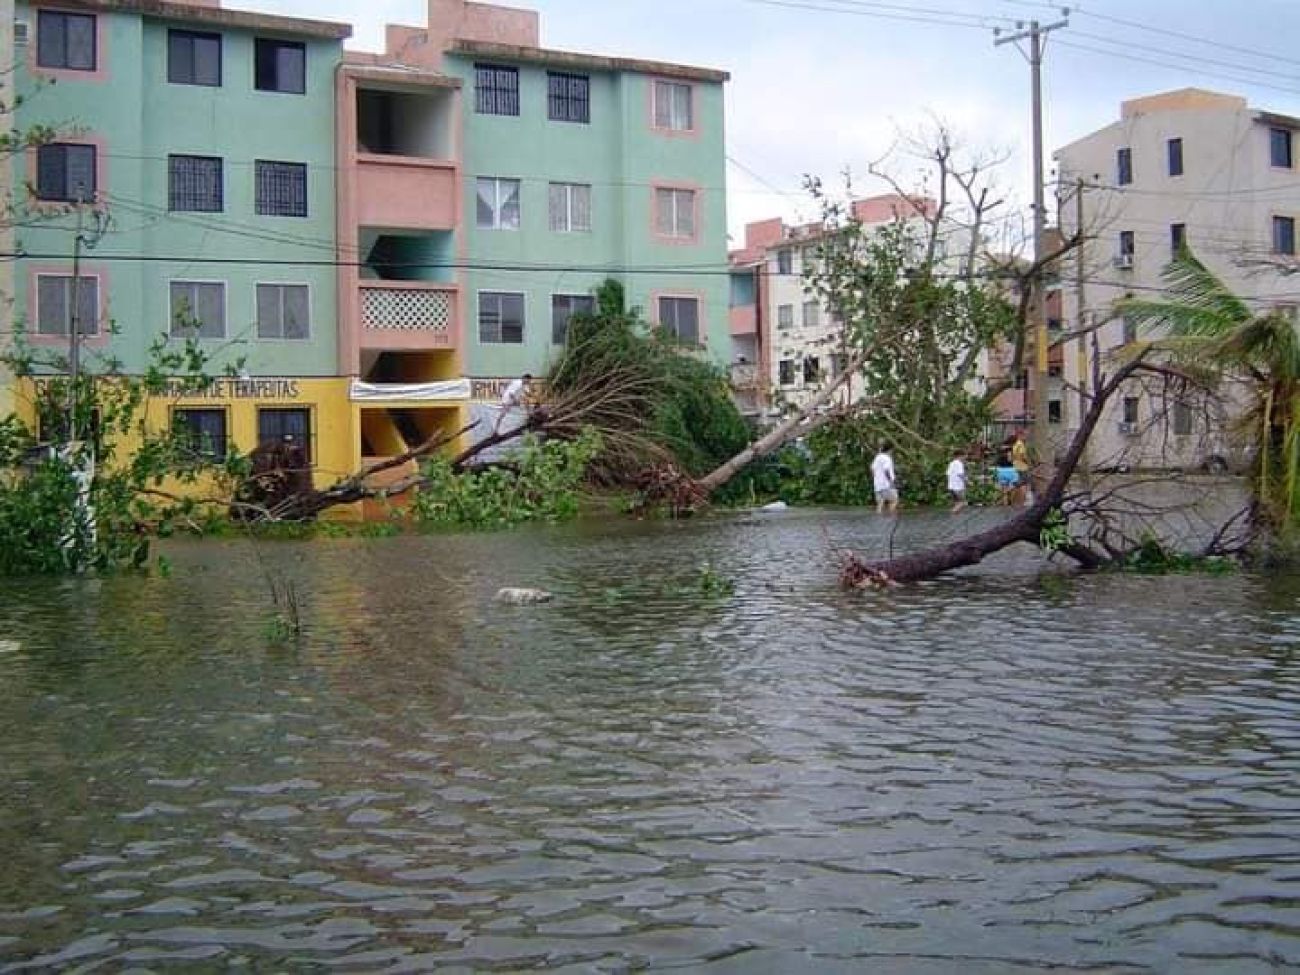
[730,304,758,336]
[356,154,456,231]
[730,363,763,391]
[359,281,458,351]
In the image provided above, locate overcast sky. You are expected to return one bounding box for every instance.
[260,0,1300,242]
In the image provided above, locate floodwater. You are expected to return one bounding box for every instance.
[1,507,1299,972]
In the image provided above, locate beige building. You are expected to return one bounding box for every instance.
[1055,88,1300,470]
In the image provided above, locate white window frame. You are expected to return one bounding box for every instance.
[478,290,526,344]
[476,176,521,231]
[656,294,700,344]
[254,282,311,340]
[169,279,227,339]
[35,273,100,337]
[548,181,592,233]
[652,79,694,131]
[802,301,820,328]
[654,186,696,239]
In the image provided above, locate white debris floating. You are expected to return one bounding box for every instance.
[495,587,554,605]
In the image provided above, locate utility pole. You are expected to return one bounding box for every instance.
[995,11,1068,485]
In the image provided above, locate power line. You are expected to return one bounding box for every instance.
[1069,29,1300,85]
[1054,39,1300,99]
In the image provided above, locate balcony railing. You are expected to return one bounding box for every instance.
[730,363,763,391]
[355,154,456,231]
[360,282,457,348]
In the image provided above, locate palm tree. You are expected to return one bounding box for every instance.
[1120,249,1300,533]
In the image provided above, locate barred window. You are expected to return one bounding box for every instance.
[551,293,594,344]
[653,80,693,131]
[256,284,310,339]
[168,30,221,86]
[657,296,699,344]
[548,182,591,232]
[254,38,304,93]
[170,280,225,338]
[36,275,99,336]
[547,72,589,123]
[258,408,311,462]
[174,408,228,461]
[37,11,96,71]
[255,160,307,217]
[168,155,223,212]
[475,64,519,116]
[36,143,96,202]
[479,292,525,344]
[654,187,695,238]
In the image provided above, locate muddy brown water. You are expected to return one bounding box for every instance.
[1,506,1298,971]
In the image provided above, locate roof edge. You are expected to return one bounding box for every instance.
[449,39,729,82]
[39,0,352,40]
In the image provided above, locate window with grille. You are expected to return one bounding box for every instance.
[37,11,96,71]
[174,408,228,461]
[548,182,591,232]
[256,284,310,339]
[168,155,223,212]
[36,143,96,202]
[170,281,225,338]
[254,38,305,93]
[258,408,311,462]
[1273,215,1296,255]
[475,64,519,116]
[657,296,699,343]
[654,187,695,238]
[36,275,99,336]
[1167,137,1184,177]
[1271,128,1294,169]
[652,80,693,131]
[551,293,594,344]
[477,177,521,230]
[255,160,307,217]
[168,30,221,86]
[547,72,589,123]
[479,291,525,344]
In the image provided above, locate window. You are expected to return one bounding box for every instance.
[802,301,820,328]
[255,160,307,217]
[654,187,696,239]
[256,284,309,339]
[777,248,792,275]
[477,177,521,230]
[1048,399,1062,424]
[479,291,524,344]
[168,30,221,86]
[551,293,594,344]
[1122,316,1138,345]
[803,356,820,383]
[174,408,228,461]
[1119,229,1135,257]
[1271,127,1294,169]
[547,72,589,123]
[777,304,793,330]
[1273,216,1297,255]
[1123,396,1140,424]
[37,11,96,71]
[830,353,847,377]
[779,359,796,385]
[1117,147,1132,186]
[475,64,519,116]
[168,155,222,212]
[657,296,699,343]
[548,182,591,232]
[36,144,96,202]
[1167,137,1184,177]
[169,281,225,339]
[1172,401,1193,436]
[652,80,693,131]
[254,38,305,94]
[1171,222,1187,256]
[1047,317,1062,333]
[36,275,98,336]
[258,408,311,462]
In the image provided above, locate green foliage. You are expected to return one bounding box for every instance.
[412,429,601,529]
[1120,534,1237,575]
[1038,508,1072,554]
[696,562,735,596]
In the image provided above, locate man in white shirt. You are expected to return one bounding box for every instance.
[871,442,898,514]
[946,449,967,512]
[493,373,532,435]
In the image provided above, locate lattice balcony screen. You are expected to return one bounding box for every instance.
[361,287,452,333]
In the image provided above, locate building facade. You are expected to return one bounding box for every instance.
[1056,88,1300,470]
[12,0,352,484]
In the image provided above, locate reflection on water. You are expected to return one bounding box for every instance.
[1,508,1299,971]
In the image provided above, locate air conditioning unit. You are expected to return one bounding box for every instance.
[1113,254,1134,269]
[1118,421,1138,435]
[13,20,29,45]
